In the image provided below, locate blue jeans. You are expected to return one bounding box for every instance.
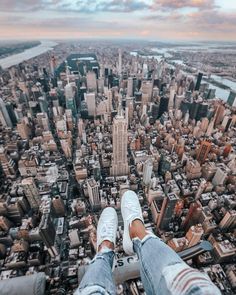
[75,235,221,295]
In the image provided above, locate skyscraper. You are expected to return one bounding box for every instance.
[65,83,77,117]
[21,177,41,210]
[127,77,134,97]
[85,93,96,117]
[86,71,97,92]
[87,178,100,210]
[157,193,179,230]
[227,90,236,107]
[195,72,203,91]
[50,55,57,77]
[185,224,204,247]
[0,147,16,178]
[118,48,122,76]
[169,86,176,109]
[219,210,236,230]
[0,98,13,127]
[141,80,153,102]
[158,96,169,118]
[39,213,57,257]
[143,158,153,186]
[196,140,211,164]
[52,196,66,217]
[110,106,129,176]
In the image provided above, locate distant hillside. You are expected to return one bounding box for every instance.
[0,41,41,58]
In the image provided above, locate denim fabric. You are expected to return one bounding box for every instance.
[75,249,116,295]
[133,235,183,295]
[75,236,221,295]
[133,235,221,295]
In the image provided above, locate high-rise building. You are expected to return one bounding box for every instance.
[78,119,84,137]
[0,216,12,232]
[50,55,57,77]
[211,238,236,263]
[212,165,228,186]
[118,48,122,76]
[141,80,153,102]
[158,96,169,118]
[186,160,202,180]
[157,193,179,230]
[36,113,50,131]
[195,72,203,91]
[185,224,203,247]
[151,103,159,120]
[97,77,104,94]
[169,86,176,109]
[200,117,209,133]
[21,177,41,210]
[0,147,16,178]
[196,140,211,164]
[219,210,236,230]
[0,98,13,127]
[39,213,57,257]
[85,93,96,117]
[127,77,134,97]
[65,83,77,117]
[17,117,31,139]
[143,158,153,186]
[60,139,72,159]
[214,104,225,126]
[5,102,18,126]
[207,88,216,99]
[52,196,66,217]
[206,118,215,136]
[196,102,208,121]
[87,178,100,210]
[86,71,97,92]
[227,90,236,107]
[110,106,129,176]
[182,202,201,230]
[221,116,233,132]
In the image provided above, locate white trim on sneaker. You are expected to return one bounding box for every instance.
[97,207,118,252]
[121,190,144,255]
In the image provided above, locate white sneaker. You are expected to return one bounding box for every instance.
[121,190,144,255]
[96,207,118,252]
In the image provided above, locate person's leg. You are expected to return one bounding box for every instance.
[130,220,183,295]
[121,190,221,295]
[75,207,118,295]
[131,221,221,295]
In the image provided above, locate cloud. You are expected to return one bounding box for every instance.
[0,0,67,12]
[151,0,217,11]
[186,10,236,31]
[0,0,236,41]
[0,0,150,13]
[0,0,221,14]
[56,0,150,13]
[143,13,183,21]
[0,15,130,33]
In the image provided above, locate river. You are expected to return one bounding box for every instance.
[0,40,57,69]
[131,47,236,102]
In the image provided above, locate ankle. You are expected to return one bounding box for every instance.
[129,219,147,240]
[98,240,114,253]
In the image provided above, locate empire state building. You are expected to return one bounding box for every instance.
[110,105,129,176]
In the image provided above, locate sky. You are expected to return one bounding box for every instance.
[0,0,236,41]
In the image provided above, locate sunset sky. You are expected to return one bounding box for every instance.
[0,0,236,41]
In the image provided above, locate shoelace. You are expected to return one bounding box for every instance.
[100,219,116,239]
[124,202,142,224]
